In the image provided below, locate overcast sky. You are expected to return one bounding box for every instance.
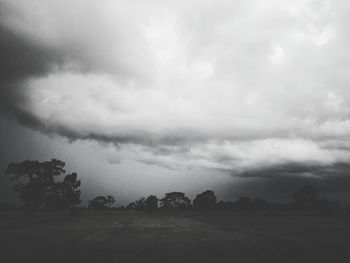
[1,0,350,205]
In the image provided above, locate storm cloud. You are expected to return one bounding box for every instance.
[1,0,350,196]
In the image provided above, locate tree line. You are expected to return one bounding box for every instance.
[3,159,350,215]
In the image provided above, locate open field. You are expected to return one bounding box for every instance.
[1,211,350,263]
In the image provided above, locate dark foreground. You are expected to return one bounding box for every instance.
[1,212,350,263]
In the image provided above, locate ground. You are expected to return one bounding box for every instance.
[1,211,350,263]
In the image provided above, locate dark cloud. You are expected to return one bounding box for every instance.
[0,1,152,143]
[236,161,350,179]
[0,30,46,106]
[234,162,350,182]
[0,5,64,127]
[221,161,350,204]
[5,113,208,146]
[0,26,61,82]
[0,21,140,145]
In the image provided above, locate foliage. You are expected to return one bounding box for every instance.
[88,196,109,210]
[5,159,81,211]
[106,195,116,208]
[45,172,81,210]
[145,195,158,211]
[235,196,254,210]
[216,200,236,210]
[127,197,146,210]
[4,159,346,215]
[193,190,217,210]
[88,195,116,210]
[253,197,270,210]
[160,192,191,210]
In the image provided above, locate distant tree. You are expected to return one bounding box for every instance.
[293,185,319,209]
[106,195,116,208]
[253,197,270,210]
[314,197,342,215]
[161,192,191,210]
[127,197,146,210]
[5,159,69,212]
[235,196,253,210]
[88,196,109,210]
[126,202,135,210]
[216,200,235,210]
[136,197,146,209]
[193,190,217,210]
[145,195,158,211]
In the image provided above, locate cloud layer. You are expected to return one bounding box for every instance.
[1,0,350,182]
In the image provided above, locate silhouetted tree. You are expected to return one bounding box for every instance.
[313,197,342,215]
[44,172,81,210]
[253,197,270,210]
[293,185,319,210]
[235,196,254,210]
[161,192,191,210]
[126,202,135,210]
[106,195,116,208]
[62,173,81,207]
[4,159,76,212]
[193,190,217,210]
[216,200,235,210]
[127,197,146,210]
[88,196,109,210]
[216,197,270,211]
[145,195,158,211]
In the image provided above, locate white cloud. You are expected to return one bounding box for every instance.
[2,0,350,175]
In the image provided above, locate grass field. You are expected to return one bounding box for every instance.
[1,211,350,263]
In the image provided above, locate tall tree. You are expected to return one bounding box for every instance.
[161,192,191,210]
[193,190,217,210]
[127,197,146,210]
[5,159,67,212]
[45,172,81,210]
[145,195,158,211]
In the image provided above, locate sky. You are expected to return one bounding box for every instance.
[1,0,350,205]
